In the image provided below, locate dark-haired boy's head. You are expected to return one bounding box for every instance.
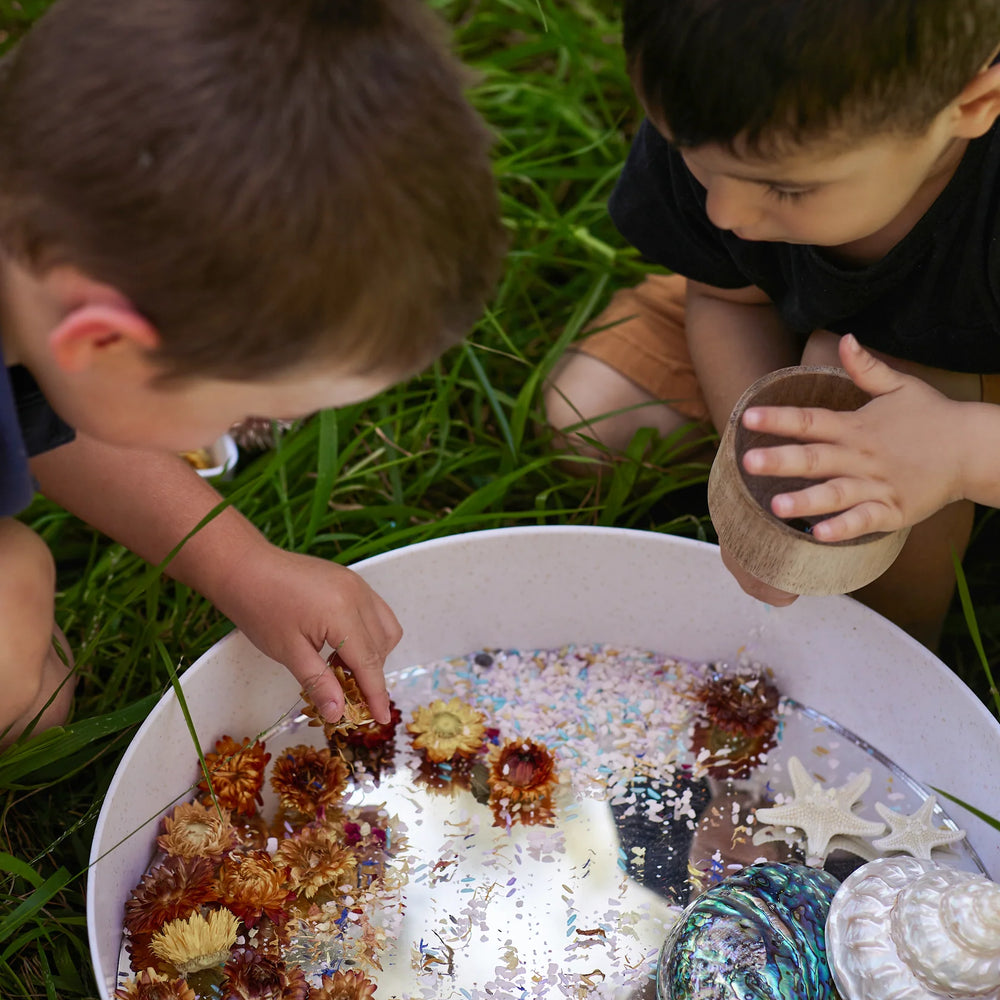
[0,0,504,382]
[624,0,1000,153]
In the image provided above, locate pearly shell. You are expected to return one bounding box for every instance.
[656,862,840,999]
[826,856,1000,1000]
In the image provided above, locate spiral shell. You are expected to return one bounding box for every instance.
[656,862,840,999]
[826,856,1000,1000]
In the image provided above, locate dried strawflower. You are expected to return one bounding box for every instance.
[221,947,309,1000]
[150,908,241,975]
[333,700,401,752]
[273,825,357,900]
[307,969,377,1000]
[113,967,196,1000]
[302,651,375,740]
[124,855,218,938]
[217,850,295,929]
[689,667,780,779]
[158,801,237,859]
[487,737,558,806]
[406,698,486,763]
[199,736,271,817]
[270,745,349,820]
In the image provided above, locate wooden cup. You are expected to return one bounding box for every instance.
[707,366,910,596]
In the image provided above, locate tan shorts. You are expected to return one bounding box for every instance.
[574,273,709,422]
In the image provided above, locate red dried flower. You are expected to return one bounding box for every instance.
[269,745,349,820]
[221,947,309,1000]
[689,667,780,779]
[199,736,271,817]
[124,855,218,938]
[307,969,377,1000]
[217,850,295,930]
[487,738,558,806]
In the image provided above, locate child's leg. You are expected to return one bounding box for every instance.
[543,274,711,458]
[0,518,76,747]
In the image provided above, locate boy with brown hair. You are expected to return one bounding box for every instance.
[546,0,1000,650]
[0,0,503,745]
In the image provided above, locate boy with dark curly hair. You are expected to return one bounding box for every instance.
[547,0,1000,649]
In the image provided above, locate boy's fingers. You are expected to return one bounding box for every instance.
[839,333,906,397]
[293,648,345,723]
[335,624,392,725]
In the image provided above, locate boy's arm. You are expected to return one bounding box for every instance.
[686,279,803,604]
[740,334,1000,538]
[29,432,397,723]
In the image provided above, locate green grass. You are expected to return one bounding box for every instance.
[1,1,998,997]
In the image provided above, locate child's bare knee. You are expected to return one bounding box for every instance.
[0,520,61,735]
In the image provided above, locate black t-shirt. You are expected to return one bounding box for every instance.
[609,118,1000,373]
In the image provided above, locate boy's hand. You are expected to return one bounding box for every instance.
[739,334,966,541]
[214,545,400,726]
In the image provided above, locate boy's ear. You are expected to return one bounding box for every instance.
[47,304,160,374]
[951,62,1000,139]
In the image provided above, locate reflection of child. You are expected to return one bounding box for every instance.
[0,0,503,745]
[545,0,1000,650]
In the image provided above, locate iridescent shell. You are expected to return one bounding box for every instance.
[826,856,1000,1000]
[656,862,840,999]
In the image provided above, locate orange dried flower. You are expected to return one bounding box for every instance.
[114,967,196,1000]
[273,825,357,900]
[406,698,486,763]
[217,850,295,929]
[199,736,271,817]
[308,969,377,1000]
[124,855,218,938]
[158,801,237,859]
[269,745,349,820]
[487,737,558,806]
[221,947,309,1000]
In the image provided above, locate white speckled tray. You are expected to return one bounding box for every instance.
[87,527,1000,997]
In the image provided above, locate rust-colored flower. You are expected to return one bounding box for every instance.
[158,801,237,859]
[273,824,357,900]
[150,908,241,975]
[333,699,401,752]
[406,698,486,763]
[487,738,558,806]
[221,947,309,1000]
[269,745,349,820]
[199,736,271,817]
[125,855,218,937]
[126,933,172,976]
[308,969,377,1000]
[114,967,196,1000]
[302,651,375,740]
[217,850,295,929]
[689,667,780,780]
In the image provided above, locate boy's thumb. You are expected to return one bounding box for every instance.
[840,334,904,399]
[290,647,344,723]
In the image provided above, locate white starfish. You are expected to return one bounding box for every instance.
[754,756,885,857]
[871,795,966,859]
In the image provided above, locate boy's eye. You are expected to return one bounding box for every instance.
[765,185,812,202]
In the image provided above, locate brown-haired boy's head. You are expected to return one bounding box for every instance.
[623,0,1000,154]
[0,0,504,384]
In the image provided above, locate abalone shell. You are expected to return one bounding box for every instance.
[656,862,840,1000]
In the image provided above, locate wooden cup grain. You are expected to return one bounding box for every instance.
[707,366,910,596]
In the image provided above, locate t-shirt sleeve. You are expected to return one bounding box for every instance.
[609,120,755,289]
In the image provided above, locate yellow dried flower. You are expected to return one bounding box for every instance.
[273,825,357,900]
[406,698,486,763]
[149,909,240,975]
[158,801,237,859]
[113,967,196,1000]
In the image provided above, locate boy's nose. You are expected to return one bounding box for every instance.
[704,179,761,233]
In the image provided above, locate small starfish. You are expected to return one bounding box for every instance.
[754,756,885,857]
[871,796,966,859]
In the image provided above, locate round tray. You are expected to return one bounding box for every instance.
[86,527,1000,996]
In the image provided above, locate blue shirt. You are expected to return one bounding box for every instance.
[1,343,75,516]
